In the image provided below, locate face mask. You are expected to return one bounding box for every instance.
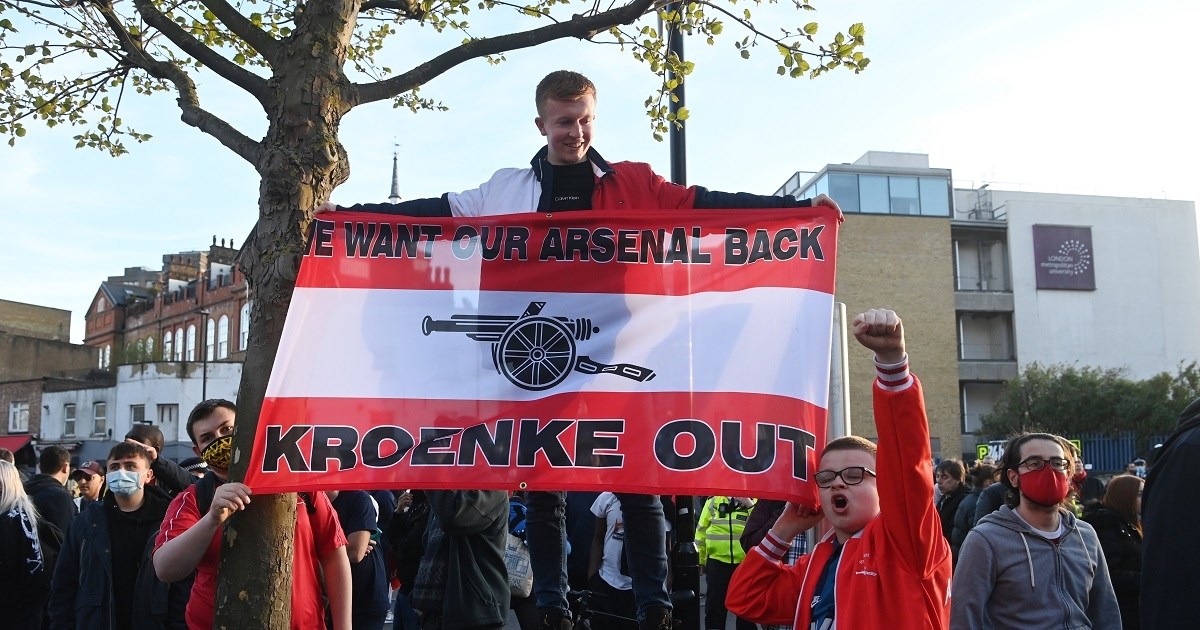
[201,435,235,470]
[105,470,144,497]
[1018,465,1071,506]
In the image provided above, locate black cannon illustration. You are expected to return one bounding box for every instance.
[421,301,656,391]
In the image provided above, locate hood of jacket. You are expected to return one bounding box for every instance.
[101,483,173,521]
[976,505,1088,588]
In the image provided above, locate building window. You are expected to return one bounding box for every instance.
[146,337,155,360]
[64,404,76,437]
[954,238,1010,292]
[158,404,178,428]
[97,296,107,312]
[163,331,173,361]
[239,301,251,350]
[957,312,1015,361]
[961,382,1006,433]
[888,176,920,215]
[859,175,889,213]
[8,402,29,433]
[919,177,951,216]
[828,173,860,213]
[217,315,230,359]
[92,402,107,436]
[206,318,216,361]
[100,345,111,370]
[185,325,197,361]
[174,327,185,361]
[135,339,146,362]
[131,404,146,424]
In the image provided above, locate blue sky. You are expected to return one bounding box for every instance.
[1,0,1196,343]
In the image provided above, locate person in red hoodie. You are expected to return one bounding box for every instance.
[725,308,952,630]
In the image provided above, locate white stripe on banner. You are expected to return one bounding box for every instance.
[268,286,833,408]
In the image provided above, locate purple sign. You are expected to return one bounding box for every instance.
[1032,225,1095,290]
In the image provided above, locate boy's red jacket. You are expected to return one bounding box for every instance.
[726,375,952,629]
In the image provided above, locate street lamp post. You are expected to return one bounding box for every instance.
[196,308,211,401]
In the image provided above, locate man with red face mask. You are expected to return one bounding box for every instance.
[950,432,1120,629]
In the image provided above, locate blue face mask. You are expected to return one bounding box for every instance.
[105,470,144,497]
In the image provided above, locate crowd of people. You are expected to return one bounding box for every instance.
[1,67,1195,630]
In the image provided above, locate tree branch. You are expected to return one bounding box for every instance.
[355,0,654,104]
[92,3,263,166]
[360,0,425,20]
[131,0,272,106]
[197,0,281,61]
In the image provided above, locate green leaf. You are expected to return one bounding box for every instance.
[848,22,865,38]
[803,22,818,35]
[740,49,750,59]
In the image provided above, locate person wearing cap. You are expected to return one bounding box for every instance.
[71,461,106,511]
[178,457,207,479]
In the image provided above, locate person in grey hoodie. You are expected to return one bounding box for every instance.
[951,432,1120,629]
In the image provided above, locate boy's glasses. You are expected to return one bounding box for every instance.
[814,466,877,488]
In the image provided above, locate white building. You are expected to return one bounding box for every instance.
[40,361,242,461]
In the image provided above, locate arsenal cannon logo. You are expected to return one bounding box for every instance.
[421,301,656,391]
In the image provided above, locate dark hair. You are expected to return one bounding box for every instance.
[968,463,997,488]
[0,448,13,463]
[821,435,878,458]
[935,459,966,484]
[535,70,596,114]
[997,432,1076,508]
[107,441,153,466]
[126,423,165,452]
[39,445,71,474]
[186,399,237,445]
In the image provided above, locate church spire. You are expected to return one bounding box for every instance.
[388,143,402,204]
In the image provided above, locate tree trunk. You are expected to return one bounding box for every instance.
[214,1,358,627]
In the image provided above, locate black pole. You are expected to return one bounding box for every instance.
[665,6,700,630]
[198,310,210,400]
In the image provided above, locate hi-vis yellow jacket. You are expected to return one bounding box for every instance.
[697,496,755,565]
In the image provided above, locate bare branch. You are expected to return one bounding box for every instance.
[356,0,655,104]
[130,0,272,105]
[196,0,281,61]
[89,2,264,165]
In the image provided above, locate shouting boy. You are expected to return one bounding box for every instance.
[726,308,952,629]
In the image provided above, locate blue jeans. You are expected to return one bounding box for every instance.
[526,491,670,621]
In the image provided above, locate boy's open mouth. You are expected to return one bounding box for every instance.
[831,494,849,512]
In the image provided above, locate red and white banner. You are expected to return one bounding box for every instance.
[244,207,839,503]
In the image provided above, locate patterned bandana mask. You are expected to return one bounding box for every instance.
[201,435,235,470]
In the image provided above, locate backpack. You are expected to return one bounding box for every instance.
[36,518,64,590]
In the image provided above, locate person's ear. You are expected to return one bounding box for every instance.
[144,467,155,484]
[1007,468,1020,488]
[534,117,547,137]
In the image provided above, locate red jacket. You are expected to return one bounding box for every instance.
[725,373,952,629]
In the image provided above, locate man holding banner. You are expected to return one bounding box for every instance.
[318,69,841,630]
[725,309,954,630]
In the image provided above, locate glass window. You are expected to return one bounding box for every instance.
[206,319,216,361]
[101,345,111,370]
[186,325,197,361]
[158,404,179,426]
[163,331,173,361]
[131,404,146,424]
[919,177,951,216]
[93,402,107,436]
[889,176,919,215]
[814,175,829,198]
[64,404,76,437]
[8,402,29,433]
[828,174,860,213]
[240,302,251,350]
[146,337,155,360]
[859,175,889,213]
[217,315,230,359]
[174,327,184,361]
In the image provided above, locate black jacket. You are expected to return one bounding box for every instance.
[1083,504,1141,629]
[413,490,508,629]
[739,499,787,553]
[24,474,76,538]
[149,458,194,497]
[936,484,970,541]
[47,486,189,630]
[949,488,983,566]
